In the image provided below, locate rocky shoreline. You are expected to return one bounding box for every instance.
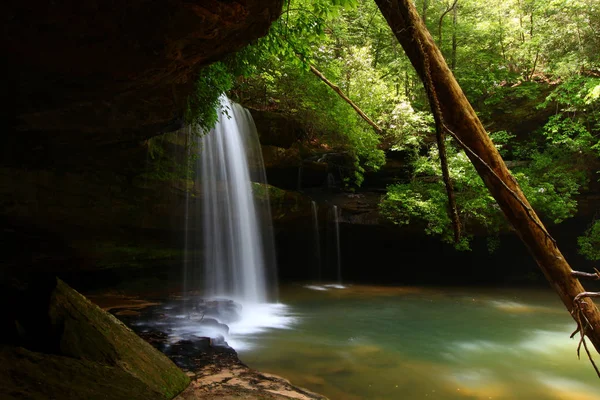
[91,293,327,400]
[174,346,327,400]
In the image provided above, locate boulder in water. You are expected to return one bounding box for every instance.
[197,298,243,324]
[197,317,230,335]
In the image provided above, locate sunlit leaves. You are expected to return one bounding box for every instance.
[585,84,600,104]
[384,101,433,154]
[540,76,600,161]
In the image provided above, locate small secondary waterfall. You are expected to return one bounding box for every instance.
[188,94,276,305]
[304,202,346,291]
[311,200,322,281]
[333,205,342,284]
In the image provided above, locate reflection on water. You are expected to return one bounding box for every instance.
[235,284,600,400]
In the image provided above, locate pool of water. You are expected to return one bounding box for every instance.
[233,284,600,400]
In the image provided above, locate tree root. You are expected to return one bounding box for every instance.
[571,293,600,378]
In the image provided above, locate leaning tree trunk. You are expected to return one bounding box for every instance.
[374,0,600,354]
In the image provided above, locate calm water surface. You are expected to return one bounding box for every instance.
[235,284,600,400]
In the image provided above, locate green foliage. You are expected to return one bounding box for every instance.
[250,0,358,70]
[230,0,389,187]
[484,82,545,109]
[223,0,599,253]
[380,131,585,250]
[232,0,599,189]
[185,62,234,131]
[379,181,451,233]
[541,76,600,109]
[184,45,269,130]
[344,126,386,187]
[542,114,594,152]
[578,220,600,261]
[385,101,434,156]
[488,130,514,157]
[514,150,583,224]
[540,77,600,162]
[380,142,505,249]
[538,75,600,261]
[414,0,600,104]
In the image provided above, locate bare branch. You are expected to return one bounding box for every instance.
[308,64,384,135]
[571,269,600,281]
[438,0,459,43]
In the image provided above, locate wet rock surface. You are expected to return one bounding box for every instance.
[199,299,243,324]
[104,295,328,400]
[111,297,240,369]
[175,365,328,400]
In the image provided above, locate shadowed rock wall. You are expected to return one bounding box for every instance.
[4,0,283,164]
[1,0,284,282]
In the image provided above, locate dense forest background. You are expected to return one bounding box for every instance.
[177,0,600,258]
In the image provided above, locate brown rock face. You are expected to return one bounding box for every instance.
[4,0,283,166]
[250,109,306,148]
[1,0,284,278]
[1,278,190,399]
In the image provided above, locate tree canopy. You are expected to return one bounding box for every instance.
[186,0,600,257]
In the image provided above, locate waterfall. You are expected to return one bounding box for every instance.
[189,94,276,305]
[333,205,342,284]
[311,200,322,281]
[157,95,294,352]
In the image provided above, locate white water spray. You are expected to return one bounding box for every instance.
[188,94,277,304]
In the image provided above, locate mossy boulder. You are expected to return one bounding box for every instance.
[0,346,162,400]
[1,277,189,399]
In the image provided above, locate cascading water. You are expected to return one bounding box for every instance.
[308,204,344,290]
[197,95,273,304]
[333,205,342,284]
[176,95,293,349]
[311,200,322,281]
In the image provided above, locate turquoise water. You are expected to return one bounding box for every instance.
[236,284,600,400]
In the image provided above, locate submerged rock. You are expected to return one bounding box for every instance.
[197,318,230,335]
[198,299,243,324]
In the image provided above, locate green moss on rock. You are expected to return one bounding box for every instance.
[0,277,189,399]
[48,278,190,398]
[0,346,162,400]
